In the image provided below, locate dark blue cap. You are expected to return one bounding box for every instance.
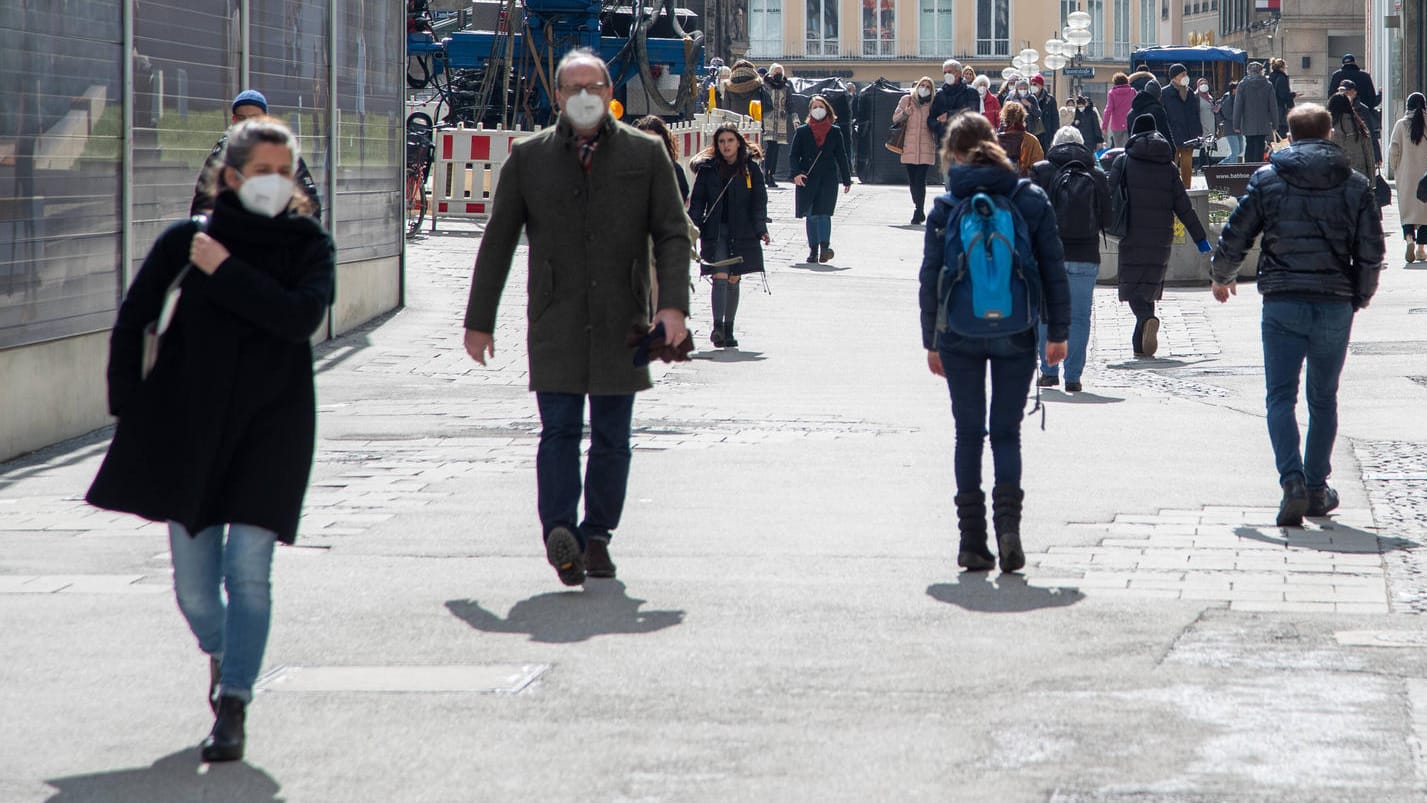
[232,90,268,113]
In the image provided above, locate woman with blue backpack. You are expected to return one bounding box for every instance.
[918,112,1071,573]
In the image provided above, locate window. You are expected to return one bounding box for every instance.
[1145,0,1161,40]
[806,0,838,56]
[749,0,782,57]
[1113,0,1130,59]
[919,0,953,56]
[976,0,1009,57]
[1086,0,1103,57]
[862,0,895,56]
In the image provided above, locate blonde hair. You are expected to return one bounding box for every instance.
[1001,100,1027,130]
[201,116,313,216]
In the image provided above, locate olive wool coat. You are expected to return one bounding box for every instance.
[464,116,691,395]
[1108,131,1209,303]
[86,193,335,544]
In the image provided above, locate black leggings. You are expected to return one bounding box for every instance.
[906,164,930,212]
[1403,225,1427,244]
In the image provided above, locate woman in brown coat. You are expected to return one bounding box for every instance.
[997,100,1044,178]
[893,76,938,224]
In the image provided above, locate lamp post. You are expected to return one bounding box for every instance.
[1010,48,1039,102]
[1062,10,1093,100]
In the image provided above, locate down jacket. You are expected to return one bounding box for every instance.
[687,155,769,276]
[1107,130,1208,303]
[1212,139,1383,309]
[1129,82,1174,145]
[1030,142,1112,264]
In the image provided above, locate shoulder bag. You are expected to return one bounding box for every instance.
[1374,171,1392,207]
[141,215,207,379]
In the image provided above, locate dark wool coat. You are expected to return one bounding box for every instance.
[1161,84,1202,147]
[688,156,768,276]
[789,123,852,218]
[1232,74,1278,137]
[464,116,691,395]
[928,81,977,143]
[1108,131,1208,303]
[86,193,335,544]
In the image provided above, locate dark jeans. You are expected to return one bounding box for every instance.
[765,140,781,184]
[906,163,930,213]
[1244,134,1266,163]
[1403,224,1427,244]
[1128,298,1155,352]
[535,392,635,545]
[1261,300,1354,488]
[938,329,1038,494]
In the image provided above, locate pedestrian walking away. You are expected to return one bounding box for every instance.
[762,63,794,187]
[1108,113,1211,357]
[1330,54,1379,129]
[996,101,1044,178]
[1338,80,1383,165]
[894,76,939,225]
[1103,72,1137,149]
[1218,82,1244,164]
[463,50,692,587]
[1031,126,1111,392]
[1389,93,1427,264]
[1130,78,1174,148]
[1234,62,1279,164]
[688,123,770,348]
[191,90,322,218]
[918,112,1071,574]
[790,94,853,264]
[1328,93,1376,178]
[86,116,335,763]
[1210,102,1383,527]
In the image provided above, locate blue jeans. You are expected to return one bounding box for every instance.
[1221,133,1244,164]
[938,329,1038,493]
[1038,260,1099,382]
[804,214,832,247]
[168,522,277,703]
[536,392,635,546]
[1261,300,1354,488]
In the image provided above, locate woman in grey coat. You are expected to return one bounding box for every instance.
[1233,62,1279,163]
[1328,92,1376,178]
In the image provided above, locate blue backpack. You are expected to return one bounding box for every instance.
[935,181,1038,338]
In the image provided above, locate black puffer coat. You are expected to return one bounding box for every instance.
[1107,131,1208,303]
[87,192,336,543]
[1160,84,1202,147]
[688,155,769,276]
[1030,142,1112,264]
[1130,82,1174,145]
[1211,139,1383,308]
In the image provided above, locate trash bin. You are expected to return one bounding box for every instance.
[853,79,909,185]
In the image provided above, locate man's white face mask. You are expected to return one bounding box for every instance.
[563,89,607,129]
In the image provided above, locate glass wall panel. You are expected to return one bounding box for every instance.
[334,0,401,263]
[250,0,330,227]
[0,1,124,348]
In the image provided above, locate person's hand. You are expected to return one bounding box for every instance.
[1044,341,1068,367]
[760,232,771,245]
[464,329,495,365]
[189,232,230,275]
[793,174,807,186]
[1211,281,1237,303]
[927,350,944,377]
[1196,239,1213,254]
[653,308,687,352]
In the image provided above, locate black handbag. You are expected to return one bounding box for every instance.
[1374,172,1391,207]
[884,122,906,155]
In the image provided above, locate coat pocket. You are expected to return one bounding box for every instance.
[529,259,555,322]
[630,257,653,321]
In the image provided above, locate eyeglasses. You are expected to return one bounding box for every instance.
[559,81,609,93]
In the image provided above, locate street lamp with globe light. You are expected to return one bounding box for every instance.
[1044,38,1068,105]
[1062,10,1093,99]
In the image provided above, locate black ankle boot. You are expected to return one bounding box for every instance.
[991,485,1026,572]
[955,491,996,571]
[201,695,246,763]
[806,247,819,264]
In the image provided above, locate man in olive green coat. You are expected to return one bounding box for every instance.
[464,50,691,587]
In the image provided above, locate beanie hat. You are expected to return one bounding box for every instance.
[1144,79,1162,100]
[232,89,268,113]
[1052,126,1084,147]
[1168,63,1187,80]
[1030,74,1045,86]
[1131,113,1158,135]
[1342,53,1355,65]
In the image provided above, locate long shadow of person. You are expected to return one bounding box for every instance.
[445,580,685,644]
[926,572,1085,613]
[46,748,282,803]
[1234,522,1417,554]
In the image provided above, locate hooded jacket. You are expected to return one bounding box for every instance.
[723,65,768,120]
[1030,142,1112,263]
[1107,130,1208,302]
[1130,80,1174,145]
[1103,84,1138,133]
[918,163,1071,349]
[687,154,769,275]
[1212,140,1382,308]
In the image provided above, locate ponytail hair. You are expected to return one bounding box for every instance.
[940,110,1013,172]
[1409,92,1426,146]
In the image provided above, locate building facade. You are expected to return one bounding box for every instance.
[1216,0,1367,103]
[0,0,405,461]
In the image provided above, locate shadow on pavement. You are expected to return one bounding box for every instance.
[0,428,111,492]
[785,262,852,272]
[45,749,282,802]
[1040,390,1125,404]
[926,573,1085,613]
[1233,523,1417,554]
[445,580,685,643]
[692,349,767,363]
[1106,357,1194,370]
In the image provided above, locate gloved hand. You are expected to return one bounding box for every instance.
[1196,239,1213,254]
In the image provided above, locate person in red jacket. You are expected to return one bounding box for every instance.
[972,74,1001,131]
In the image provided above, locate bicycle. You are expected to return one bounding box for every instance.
[405,112,435,238]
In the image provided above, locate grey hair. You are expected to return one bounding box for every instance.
[203,116,312,215]
[1247,61,1263,74]
[942,59,961,72]
[554,48,612,88]
[1052,125,1084,147]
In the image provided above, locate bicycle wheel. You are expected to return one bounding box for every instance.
[405,168,427,238]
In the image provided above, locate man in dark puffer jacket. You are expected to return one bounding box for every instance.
[1210,103,1383,528]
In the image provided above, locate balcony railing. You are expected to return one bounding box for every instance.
[975,38,1009,57]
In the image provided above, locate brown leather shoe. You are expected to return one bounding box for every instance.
[585,535,617,579]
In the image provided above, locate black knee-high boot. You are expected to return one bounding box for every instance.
[955,491,996,571]
[991,485,1025,573]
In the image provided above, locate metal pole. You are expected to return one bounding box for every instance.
[240,0,250,88]
[121,0,134,290]
[327,0,339,335]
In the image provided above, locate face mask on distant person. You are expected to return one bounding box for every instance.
[235,172,293,217]
[1033,85,1043,94]
[1177,76,1189,88]
[809,106,828,121]
[977,86,988,97]
[563,89,607,129]
[944,73,956,85]
[917,86,932,99]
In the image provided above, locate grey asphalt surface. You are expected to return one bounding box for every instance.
[3,180,1427,802]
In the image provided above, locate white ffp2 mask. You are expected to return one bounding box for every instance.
[236,172,294,217]
[563,90,607,129]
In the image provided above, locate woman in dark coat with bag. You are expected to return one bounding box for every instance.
[86,117,334,764]
[1108,113,1210,357]
[789,94,852,264]
[688,123,769,348]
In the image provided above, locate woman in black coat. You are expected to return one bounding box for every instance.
[688,122,770,348]
[1074,96,1106,150]
[86,117,334,763]
[789,94,852,264]
[1107,113,1209,357]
